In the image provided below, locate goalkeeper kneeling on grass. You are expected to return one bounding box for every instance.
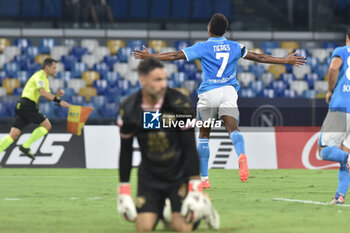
[116,58,219,231]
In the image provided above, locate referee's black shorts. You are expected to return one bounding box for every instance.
[12,97,46,130]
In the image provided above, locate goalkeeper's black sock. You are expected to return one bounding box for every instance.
[192,220,201,231]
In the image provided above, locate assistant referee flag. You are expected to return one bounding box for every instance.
[67,105,93,136]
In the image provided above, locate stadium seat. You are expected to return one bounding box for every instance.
[238,58,253,71]
[322,42,339,51]
[248,64,265,78]
[49,78,64,93]
[3,62,20,77]
[61,87,76,100]
[173,59,186,72]
[311,49,330,63]
[39,102,56,118]
[13,87,23,96]
[304,73,320,88]
[0,102,9,117]
[93,79,108,95]
[0,54,6,69]
[103,71,121,86]
[314,81,328,93]
[240,88,256,98]
[82,54,98,69]
[171,72,188,87]
[62,38,77,49]
[71,46,89,62]
[71,62,88,78]
[107,40,125,54]
[174,40,191,51]
[113,63,129,78]
[149,40,166,53]
[279,73,296,87]
[281,41,299,53]
[71,95,87,106]
[2,78,20,94]
[296,48,309,58]
[307,57,320,71]
[249,80,264,96]
[271,48,289,58]
[302,89,318,99]
[167,79,177,88]
[261,41,278,54]
[290,80,309,96]
[0,70,8,84]
[292,64,311,80]
[118,47,132,63]
[128,40,147,51]
[268,65,286,79]
[39,38,57,54]
[57,71,72,84]
[183,63,198,80]
[270,80,286,97]
[24,46,39,61]
[50,46,69,61]
[56,62,65,72]
[78,87,97,102]
[182,80,198,94]
[194,59,201,72]
[16,71,28,85]
[26,63,42,76]
[281,89,297,98]
[315,63,329,80]
[150,0,170,20]
[93,46,110,62]
[261,89,275,98]
[61,55,77,70]
[0,87,6,96]
[35,54,50,65]
[238,40,254,50]
[124,71,139,85]
[128,56,141,70]
[236,65,245,74]
[116,79,131,95]
[81,39,99,53]
[93,63,109,77]
[324,57,332,66]
[90,95,106,110]
[85,102,101,119]
[129,0,149,19]
[103,55,119,69]
[3,46,21,62]
[160,47,176,53]
[192,0,211,20]
[14,54,30,70]
[237,72,255,87]
[105,86,122,102]
[101,102,119,118]
[67,79,86,93]
[0,38,10,53]
[82,71,100,86]
[14,38,32,52]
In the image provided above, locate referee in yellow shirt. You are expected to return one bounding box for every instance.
[0,58,69,159]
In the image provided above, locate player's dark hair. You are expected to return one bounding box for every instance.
[42,57,57,69]
[137,58,164,76]
[209,13,229,37]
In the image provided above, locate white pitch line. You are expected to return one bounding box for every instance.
[4,198,20,201]
[274,197,350,207]
[87,197,102,200]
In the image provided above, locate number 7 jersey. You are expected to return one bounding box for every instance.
[182,37,247,94]
[329,45,350,113]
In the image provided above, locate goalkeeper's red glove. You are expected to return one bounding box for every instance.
[117,183,137,222]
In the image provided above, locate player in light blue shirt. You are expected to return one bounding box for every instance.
[318,29,350,204]
[133,13,306,188]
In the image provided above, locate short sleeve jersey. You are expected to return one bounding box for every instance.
[22,70,51,103]
[182,37,247,94]
[329,46,350,113]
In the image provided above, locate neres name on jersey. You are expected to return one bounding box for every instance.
[213,44,230,52]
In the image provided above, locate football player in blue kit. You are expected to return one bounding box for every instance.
[318,29,350,204]
[133,13,306,188]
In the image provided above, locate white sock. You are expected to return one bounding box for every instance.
[201,176,208,182]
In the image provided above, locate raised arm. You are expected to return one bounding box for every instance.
[132,45,186,61]
[244,51,306,66]
[326,57,343,104]
[39,89,69,108]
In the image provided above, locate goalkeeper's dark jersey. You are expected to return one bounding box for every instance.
[117,88,196,184]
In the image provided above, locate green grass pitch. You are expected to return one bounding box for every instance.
[0,169,349,233]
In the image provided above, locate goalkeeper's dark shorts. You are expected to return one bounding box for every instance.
[136,173,188,215]
[12,98,46,130]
